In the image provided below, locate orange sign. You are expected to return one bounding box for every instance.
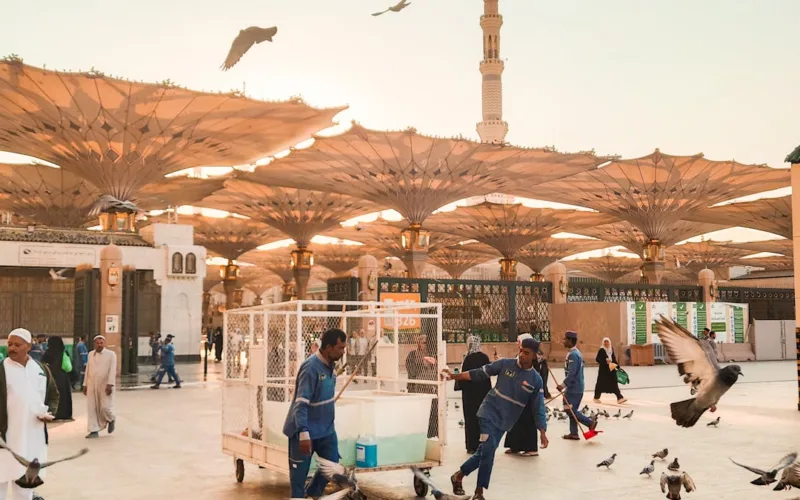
[380,292,421,331]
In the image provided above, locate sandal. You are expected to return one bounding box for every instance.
[562,434,580,440]
[473,494,485,500]
[504,449,517,454]
[450,472,465,496]
[520,451,538,457]
[617,398,628,404]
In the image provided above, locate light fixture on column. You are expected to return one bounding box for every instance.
[643,239,665,262]
[499,258,518,280]
[529,271,544,282]
[220,261,240,281]
[290,247,314,269]
[400,224,430,252]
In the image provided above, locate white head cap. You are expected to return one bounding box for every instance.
[8,328,32,344]
[93,334,106,341]
[517,333,533,342]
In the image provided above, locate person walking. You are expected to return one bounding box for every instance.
[556,331,598,440]
[593,337,626,404]
[213,327,224,362]
[0,328,59,500]
[356,329,369,377]
[83,335,117,439]
[405,335,438,438]
[73,336,88,390]
[151,335,181,389]
[456,335,491,454]
[41,336,73,421]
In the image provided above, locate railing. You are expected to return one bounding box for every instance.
[567,277,702,303]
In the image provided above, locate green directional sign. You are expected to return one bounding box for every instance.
[635,302,647,345]
[734,306,745,343]
[676,302,688,329]
[695,303,707,336]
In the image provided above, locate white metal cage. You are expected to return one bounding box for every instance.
[221,300,446,478]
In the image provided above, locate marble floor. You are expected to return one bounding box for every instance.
[29,360,800,500]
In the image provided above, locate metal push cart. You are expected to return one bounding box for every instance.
[221,300,446,497]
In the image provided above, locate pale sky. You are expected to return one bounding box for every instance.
[3,0,799,244]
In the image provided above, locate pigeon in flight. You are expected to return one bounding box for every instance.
[89,195,139,217]
[316,457,365,500]
[411,468,471,500]
[372,0,411,16]
[730,452,798,486]
[0,437,88,489]
[706,417,720,428]
[773,460,800,491]
[597,453,617,469]
[221,26,278,71]
[668,458,680,471]
[623,410,634,419]
[653,448,669,460]
[655,317,743,427]
[640,460,656,477]
[49,268,68,281]
[660,472,696,500]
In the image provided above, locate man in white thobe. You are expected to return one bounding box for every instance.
[82,335,116,439]
[0,328,58,500]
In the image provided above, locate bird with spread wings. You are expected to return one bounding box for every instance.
[221,26,278,71]
[0,437,89,489]
[373,0,411,16]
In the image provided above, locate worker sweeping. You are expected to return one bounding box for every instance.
[282,328,347,500]
[444,337,549,500]
[556,330,599,440]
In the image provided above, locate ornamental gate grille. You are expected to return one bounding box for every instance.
[0,267,74,337]
[567,277,702,303]
[718,287,795,321]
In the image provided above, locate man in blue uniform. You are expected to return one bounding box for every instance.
[283,328,347,500]
[556,330,598,440]
[446,337,549,500]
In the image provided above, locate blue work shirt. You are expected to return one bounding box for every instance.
[563,347,585,395]
[283,352,337,440]
[161,344,176,367]
[468,358,548,433]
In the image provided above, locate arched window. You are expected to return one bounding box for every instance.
[185,253,197,274]
[172,252,184,274]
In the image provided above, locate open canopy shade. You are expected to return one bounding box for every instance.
[242,123,605,225]
[576,220,730,255]
[723,239,792,256]
[739,255,794,271]
[308,243,383,275]
[238,249,296,283]
[426,246,494,278]
[686,195,792,239]
[201,178,383,247]
[0,60,345,202]
[565,255,643,283]
[514,150,790,243]
[665,240,752,278]
[423,202,610,259]
[514,237,613,273]
[324,221,467,259]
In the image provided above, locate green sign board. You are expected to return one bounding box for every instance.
[635,302,647,345]
[676,302,689,329]
[734,306,745,343]
[695,303,707,336]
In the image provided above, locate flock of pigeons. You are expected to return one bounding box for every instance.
[221,0,412,71]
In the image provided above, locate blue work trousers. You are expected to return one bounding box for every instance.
[156,365,180,385]
[288,432,339,499]
[565,392,592,436]
[459,418,505,490]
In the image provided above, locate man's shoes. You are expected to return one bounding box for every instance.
[562,434,580,440]
[108,420,115,434]
[150,385,160,389]
[172,384,182,389]
[85,432,99,439]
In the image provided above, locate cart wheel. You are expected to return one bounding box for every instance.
[413,472,429,497]
[235,458,245,483]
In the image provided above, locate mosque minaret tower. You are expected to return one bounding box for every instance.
[477,0,509,144]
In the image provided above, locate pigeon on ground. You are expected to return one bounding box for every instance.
[221,26,278,71]
[655,317,743,428]
[372,0,411,16]
[612,409,621,419]
[48,268,68,281]
[623,410,634,419]
[730,452,798,486]
[411,467,470,500]
[558,412,568,421]
[458,419,464,428]
[706,417,720,427]
[316,457,365,500]
[597,454,617,469]
[640,460,656,477]
[773,461,800,491]
[0,437,88,489]
[581,405,590,414]
[660,472,696,500]
[454,402,460,409]
[653,448,669,460]
[668,458,680,471]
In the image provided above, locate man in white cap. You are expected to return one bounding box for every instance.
[83,335,116,439]
[0,328,59,500]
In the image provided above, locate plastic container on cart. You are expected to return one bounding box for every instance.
[356,435,378,468]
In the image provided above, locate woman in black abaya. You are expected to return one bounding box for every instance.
[455,335,491,454]
[593,337,627,404]
[42,336,72,421]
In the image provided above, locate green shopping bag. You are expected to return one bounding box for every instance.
[616,367,630,385]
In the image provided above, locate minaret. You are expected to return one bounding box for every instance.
[477,0,508,145]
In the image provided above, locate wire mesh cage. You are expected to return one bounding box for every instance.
[222,300,445,476]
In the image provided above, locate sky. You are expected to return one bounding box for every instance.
[2,0,799,244]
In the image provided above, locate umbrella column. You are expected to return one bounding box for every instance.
[220,261,240,310]
[641,239,666,284]
[400,224,430,278]
[291,247,314,300]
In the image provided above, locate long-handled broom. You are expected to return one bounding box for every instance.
[547,367,601,440]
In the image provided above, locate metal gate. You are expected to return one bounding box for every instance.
[0,267,74,336]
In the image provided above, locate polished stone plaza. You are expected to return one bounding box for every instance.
[35,360,800,500]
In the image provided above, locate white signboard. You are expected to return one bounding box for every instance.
[649,302,671,343]
[710,302,728,342]
[105,314,120,335]
[19,245,96,267]
[626,302,637,345]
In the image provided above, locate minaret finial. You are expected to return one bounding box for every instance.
[477,0,509,145]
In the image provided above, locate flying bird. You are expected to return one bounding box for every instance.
[660,472,696,500]
[655,317,743,427]
[623,410,634,419]
[0,437,88,489]
[597,453,617,469]
[730,452,798,486]
[372,0,411,16]
[221,26,278,71]
[411,468,471,500]
[668,458,680,471]
[653,448,669,460]
[49,268,68,281]
[640,460,656,477]
[707,417,720,428]
[316,457,365,500]
[773,461,800,491]
[89,195,139,217]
